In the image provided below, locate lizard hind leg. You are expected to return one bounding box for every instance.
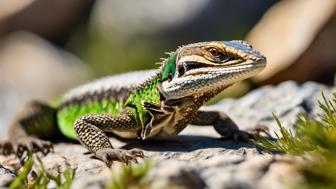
[0,100,58,160]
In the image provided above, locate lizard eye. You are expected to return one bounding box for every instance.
[208,47,222,57]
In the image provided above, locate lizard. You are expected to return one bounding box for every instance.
[0,41,266,166]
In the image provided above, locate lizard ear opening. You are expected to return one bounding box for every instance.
[161,52,177,82]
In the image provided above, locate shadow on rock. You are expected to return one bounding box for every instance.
[121,135,256,152]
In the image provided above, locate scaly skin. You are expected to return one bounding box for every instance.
[0,41,266,166]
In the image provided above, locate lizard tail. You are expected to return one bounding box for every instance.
[8,100,60,140]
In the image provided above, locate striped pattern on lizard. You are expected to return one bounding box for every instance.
[0,41,266,166]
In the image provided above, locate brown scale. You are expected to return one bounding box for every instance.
[171,85,230,134]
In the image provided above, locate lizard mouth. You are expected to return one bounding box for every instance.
[177,60,243,77]
[178,59,266,77]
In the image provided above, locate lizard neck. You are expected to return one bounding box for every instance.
[124,72,163,127]
[193,85,232,108]
[123,52,176,128]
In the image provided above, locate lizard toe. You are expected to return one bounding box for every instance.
[0,140,14,155]
[16,144,29,159]
[222,130,255,143]
[129,148,145,158]
[252,125,269,134]
[247,124,271,138]
[31,138,54,155]
[14,137,53,158]
[96,148,144,167]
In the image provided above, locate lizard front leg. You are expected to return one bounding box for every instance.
[74,111,144,166]
[191,110,261,142]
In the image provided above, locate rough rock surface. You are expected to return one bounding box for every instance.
[0,81,334,188]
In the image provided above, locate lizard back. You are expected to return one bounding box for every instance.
[56,70,157,139]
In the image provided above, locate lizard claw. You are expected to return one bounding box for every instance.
[0,141,14,155]
[129,148,145,158]
[222,130,256,143]
[0,137,53,160]
[16,137,54,157]
[247,124,270,136]
[222,125,270,143]
[95,148,145,167]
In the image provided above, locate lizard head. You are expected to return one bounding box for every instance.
[159,41,267,100]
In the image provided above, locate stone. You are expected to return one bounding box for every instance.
[0,0,92,41]
[247,0,336,84]
[0,81,332,188]
[0,164,16,187]
[210,81,334,137]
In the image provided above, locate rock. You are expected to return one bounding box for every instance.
[149,160,207,189]
[0,81,332,188]
[0,0,93,42]
[201,155,283,189]
[0,1,34,20]
[0,164,16,187]
[248,0,336,84]
[71,172,109,189]
[257,156,302,189]
[209,81,333,137]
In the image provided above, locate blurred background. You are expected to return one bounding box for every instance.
[0,0,336,137]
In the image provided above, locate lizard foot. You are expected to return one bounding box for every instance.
[247,124,269,135]
[221,125,270,143]
[95,148,145,167]
[0,137,53,158]
[221,130,257,143]
[16,137,54,158]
